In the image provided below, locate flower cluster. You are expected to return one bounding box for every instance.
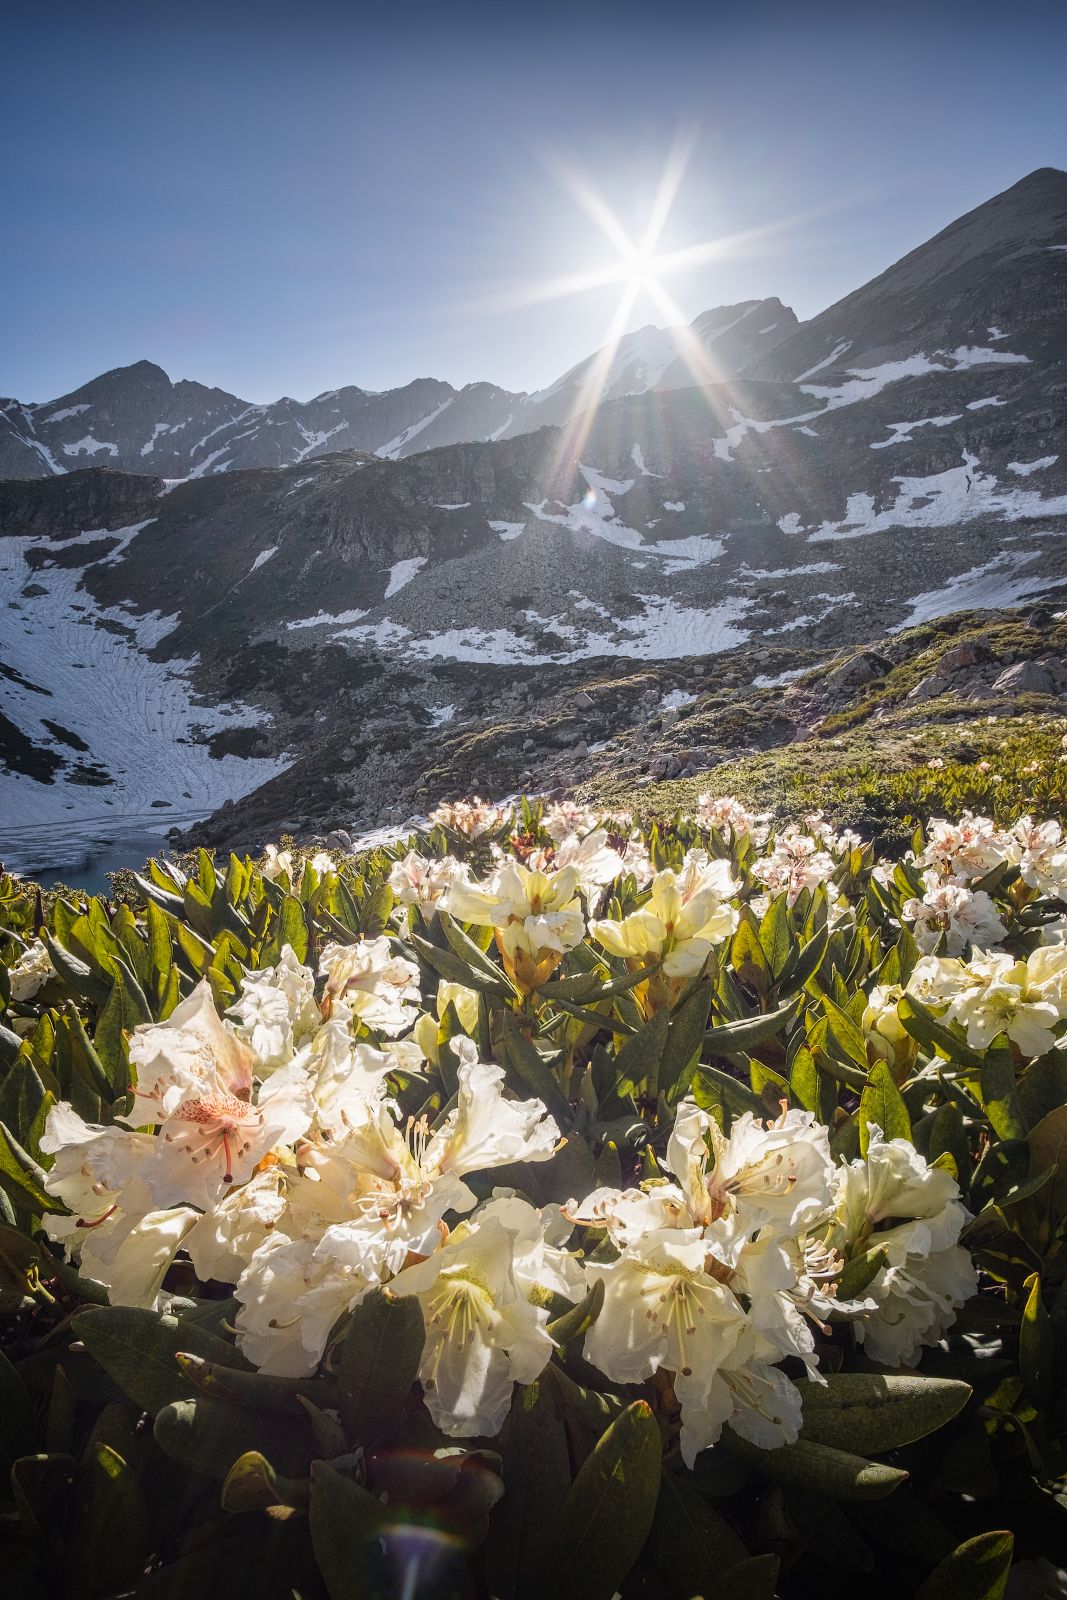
[14,792,1066,1465]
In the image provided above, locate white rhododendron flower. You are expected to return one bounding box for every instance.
[228,945,321,1071]
[589,856,739,984]
[444,860,585,992]
[391,1205,557,1436]
[696,793,766,841]
[261,844,296,883]
[826,1124,975,1366]
[542,800,603,843]
[389,849,468,912]
[7,938,56,1002]
[935,946,1067,1055]
[429,798,511,838]
[1009,816,1067,898]
[753,827,835,905]
[903,874,1008,954]
[319,936,422,1034]
[918,812,1012,881]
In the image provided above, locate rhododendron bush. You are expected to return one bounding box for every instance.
[1,798,1066,1599]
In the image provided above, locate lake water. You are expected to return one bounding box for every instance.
[0,811,205,895]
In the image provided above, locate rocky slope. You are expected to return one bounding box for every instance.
[1,169,1065,856]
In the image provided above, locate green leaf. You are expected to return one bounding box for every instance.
[914,1531,1014,1600]
[486,1379,573,1600]
[727,1554,782,1600]
[74,1306,247,1415]
[722,1431,908,1501]
[898,995,983,1070]
[796,1374,971,1453]
[175,1352,336,1416]
[154,1394,316,1479]
[659,980,713,1097]
[1020,1272,1057,1412]
[731,918,771,998]
[0,1348,36,1471]
[221,1450,311,1513]
[823,995,870,1071]
[858,1061,911,1155]
[309,1459,390,1600]
[66,1442,149,1599]
[536,1399,662,1600]
[644,1470,748,1595]
[836,1245,889,1301]
[0,1118,56,1212]
[758,894,792,978]
[502,1009,572,1125]
[787,1491,873,1573]
[778,922,830,996]
[412,930,513,996]
[546,1277,604,1346]
[607,1003,670,1101]
[704,1000,798,1058]
[336,1288,425,1446]
[980,1041,1027,1142]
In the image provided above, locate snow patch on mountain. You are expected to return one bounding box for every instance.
[0,534,287,830]
[782,453,1067,542]
[384,557,427,598]
[891,551,1067,630]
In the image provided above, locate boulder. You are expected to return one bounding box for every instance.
[824,651,890,694]
[936,636,992,673]
[991,660,1055,695]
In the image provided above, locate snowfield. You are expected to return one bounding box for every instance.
[0,526,289,835]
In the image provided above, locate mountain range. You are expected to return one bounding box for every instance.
[1,166,1066,869]
[0,298,796,480]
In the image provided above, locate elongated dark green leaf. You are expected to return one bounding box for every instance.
[796,1374,971,1453]
[727,1554,782,1600]
[858,1061,911,1155]
[722,1431,908,1500]
[980,1041,1027,1142]
[66,1442,149,1599]
[502,1009,572,1125]
[788,1490,873,1573]
[536,1400,661,1600]
[607,1003,669,1100]
[914,1531,1014,1600]
[411,931,513,996]
[486,1380,573,1600]
[1020,1272,1057,1412]
[336,1288,425,1446]
[898,995,983,1069]
[823,996,869,1071]
[309,1459,390,1600]
[547,1277,604,1346]
[644,1470,748,1594]
[175,1352,336,1416]
[704,999,797,1057]
[659,980,713,1097]
[154,1395,316,1479]
[0,1118,56,1212]
[74,1306,247,1415]
[221,1449,311,1513]
[759,895,792,979]
[778,921,830,996]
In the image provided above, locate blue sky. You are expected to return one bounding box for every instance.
[3,0,1065,403]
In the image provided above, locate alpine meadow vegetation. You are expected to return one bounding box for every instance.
[2,794,1066,1599]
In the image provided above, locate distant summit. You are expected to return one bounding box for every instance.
[0,300,797,482]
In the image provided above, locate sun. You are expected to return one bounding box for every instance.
[621,245,661,291]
